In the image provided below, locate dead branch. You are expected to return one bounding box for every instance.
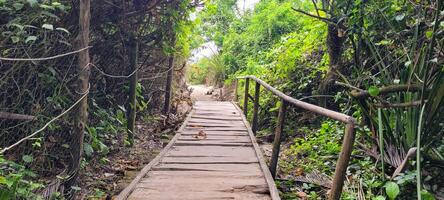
[0,112,36,121]
[374,100,426,108]
[0,46,92,61]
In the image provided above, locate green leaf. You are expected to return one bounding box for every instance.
[395,13,405,21]
[25,36,37,43]
[13,3,24,10]
[404,61,412,67]
[27,0,38,6]
[425,30,433,39]
[83,143,94,157]
[22,155,33,163]
[368,86,380,97]
[11,36,20,43]
[385,182,400,200]
[42,24,54,30]
[0,176,14,188]
[421,190,435,200]
[373,196,386,200]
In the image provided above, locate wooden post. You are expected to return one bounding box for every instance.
[66,0,90,194]
[234,79,238,101]
[251,81,260,134]
[163,56,174,115]
[329,123,355,200]
[269,99,287,179]
[243,78,249,117]
[126,36,138,146]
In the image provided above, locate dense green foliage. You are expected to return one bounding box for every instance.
[191,0,444,199]
[1,0,196,198]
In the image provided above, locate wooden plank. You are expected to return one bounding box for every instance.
[153,163,263,173]
[187,123,245,127]
[165,146,256,157]
[183,127,247,131]
[191,115,242,121]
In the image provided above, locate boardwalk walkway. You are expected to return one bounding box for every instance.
[117,101,280,200]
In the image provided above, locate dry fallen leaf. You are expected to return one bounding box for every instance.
[193,130,207,140]
[296,191,307,199]
[189,124,203,128]
[295,167,304,176]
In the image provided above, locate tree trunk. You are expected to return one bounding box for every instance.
[163,56,174,115]
[318,24,345,107]
[126,36,138,146]
[65,0,90,196]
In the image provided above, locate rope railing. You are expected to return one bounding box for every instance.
[235,76,357,200]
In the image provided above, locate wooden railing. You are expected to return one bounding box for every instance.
[235,76,357,200]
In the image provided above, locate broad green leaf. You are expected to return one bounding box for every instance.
[421,190,436,200]
[83,143,94,157]
[22,155,33,163]
[13,3,24,10]
[385,181,400,200]
[368,86,380,97]
[373,196,386,200]
[425,31,433,39]
[25,36,37,43]
[42,24,54,30]
[0,176,14,188]
[11,36,20,43]
[395,13,405,21]
[0,176,6,185]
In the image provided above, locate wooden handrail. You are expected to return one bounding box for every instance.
[238,76,356,124]
[235,75,357,200]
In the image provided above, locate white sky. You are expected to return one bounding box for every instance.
[189,0,259,63]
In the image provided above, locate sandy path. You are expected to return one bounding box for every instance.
[189,85,216,101]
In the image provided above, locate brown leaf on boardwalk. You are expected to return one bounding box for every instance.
[295,167,304,176]
[189,124,203,128]
[193,130,207,140]
[296,191,307,199]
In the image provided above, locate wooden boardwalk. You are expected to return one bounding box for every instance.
[117,101,280,200]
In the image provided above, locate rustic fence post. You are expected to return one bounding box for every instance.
[251,81,260,134]
[234,79,238,102]
[329,123,355,200]
[243,78,249,117]
[163,56,174,115]
[269,99,287,179]
[66,0,90,195]
[126,36,138,146]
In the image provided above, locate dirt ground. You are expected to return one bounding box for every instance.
[189,85,217,101]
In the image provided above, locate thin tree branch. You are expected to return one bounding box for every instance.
[0,112,36,121]
[0,46,92,61]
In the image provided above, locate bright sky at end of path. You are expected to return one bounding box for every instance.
[237,0,260,12]
[190,0,259,63]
